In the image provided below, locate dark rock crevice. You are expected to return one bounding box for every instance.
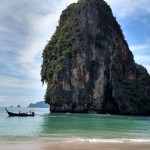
[103,84,120,114]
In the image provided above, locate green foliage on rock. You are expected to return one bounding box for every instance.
[41,2,83,103]
[119,74,150,111]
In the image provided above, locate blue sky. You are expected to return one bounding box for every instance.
[0,0,150,107]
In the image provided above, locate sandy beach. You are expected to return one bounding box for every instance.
[1,141,150,150]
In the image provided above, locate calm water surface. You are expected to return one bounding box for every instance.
[0,107,150,142]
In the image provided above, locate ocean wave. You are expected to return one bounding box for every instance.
[48,116,69,118]
[67,138,150,143]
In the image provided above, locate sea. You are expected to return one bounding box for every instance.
[0,107,150,143]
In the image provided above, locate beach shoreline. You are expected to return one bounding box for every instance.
[1,140,150,150]
[1,109,150,150]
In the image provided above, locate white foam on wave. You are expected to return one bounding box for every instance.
[66,138,150,143]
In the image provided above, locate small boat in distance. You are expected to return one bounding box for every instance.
[5,108,35,117]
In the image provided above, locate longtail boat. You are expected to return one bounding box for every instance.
[5,108,35,117]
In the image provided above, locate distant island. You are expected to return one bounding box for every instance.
[28,101,49,108]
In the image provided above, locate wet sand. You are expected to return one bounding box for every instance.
[1,141,150,150]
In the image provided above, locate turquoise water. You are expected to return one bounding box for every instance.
[1,107,150,142]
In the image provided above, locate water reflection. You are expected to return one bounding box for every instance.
[40,113,150,139]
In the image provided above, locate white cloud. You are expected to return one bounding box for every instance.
[0,75,46,91]
[130,44,149,51]
[106,0,150,18]
[135,55,150,62]
[144,65,150,74]
[129,43,150,74]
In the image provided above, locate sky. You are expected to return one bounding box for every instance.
[0,0,150,107]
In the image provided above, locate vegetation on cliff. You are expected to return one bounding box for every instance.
[41,2,83,102]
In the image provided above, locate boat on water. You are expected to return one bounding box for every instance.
[5,108,35,117]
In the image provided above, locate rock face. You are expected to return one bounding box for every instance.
[41,0,150,115]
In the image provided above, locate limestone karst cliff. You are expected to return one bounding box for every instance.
[41,0,150,115]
